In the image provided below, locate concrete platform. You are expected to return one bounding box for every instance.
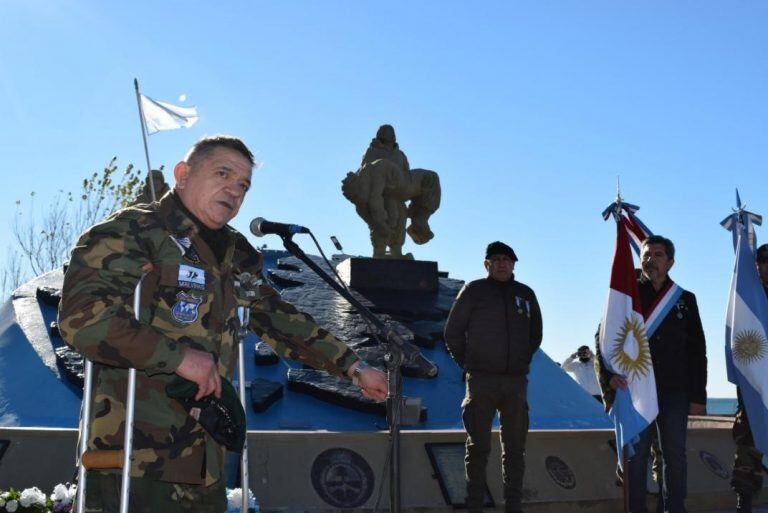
[1,420,765,513]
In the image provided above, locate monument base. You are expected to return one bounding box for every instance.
[336,257,438,292]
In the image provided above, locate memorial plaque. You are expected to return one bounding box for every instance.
[425,442,494,507]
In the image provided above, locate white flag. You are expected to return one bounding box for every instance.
[140,94,199,135]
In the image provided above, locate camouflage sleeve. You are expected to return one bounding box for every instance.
[249,287,358,376]
[57,216,184,375]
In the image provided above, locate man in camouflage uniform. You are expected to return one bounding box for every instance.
[58,135,388,512]
[731,243,768,512]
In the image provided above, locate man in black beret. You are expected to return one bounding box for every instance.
[445,241,543,513]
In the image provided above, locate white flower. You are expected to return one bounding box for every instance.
[226,488,258,512]
[0,496,6,508]
[20,486,47,507]
[68,483,78,503]
[52,483,72,503]
[6,499,19,513]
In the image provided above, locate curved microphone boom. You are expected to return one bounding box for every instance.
[250,217,310,237]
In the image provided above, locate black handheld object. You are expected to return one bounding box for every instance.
[250,217,309,237]
[166,376,246,453]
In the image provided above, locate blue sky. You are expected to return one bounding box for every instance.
[2,1,768,398]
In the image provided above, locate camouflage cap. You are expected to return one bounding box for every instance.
[166,376,246,453]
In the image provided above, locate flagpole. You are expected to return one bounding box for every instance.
[622,448,629,513]
[134,78,158,203]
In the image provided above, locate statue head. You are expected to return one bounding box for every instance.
[375,124,397,146]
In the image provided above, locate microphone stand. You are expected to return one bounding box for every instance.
[278,234,408,513]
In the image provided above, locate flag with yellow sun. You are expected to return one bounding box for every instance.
[724,203,768,456]
[598,216,659,462]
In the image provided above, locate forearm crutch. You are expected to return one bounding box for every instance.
[236,305,251,513]
[76,277,144,513]
[76,86,159,512]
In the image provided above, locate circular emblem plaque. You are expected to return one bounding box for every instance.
[699,450,730,480]
[311,448,374,508]
[544,456,576,489]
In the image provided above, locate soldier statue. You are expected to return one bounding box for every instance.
[342,124,441,259]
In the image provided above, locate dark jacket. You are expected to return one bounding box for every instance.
[444,276,543,376]
[597,275,708,409]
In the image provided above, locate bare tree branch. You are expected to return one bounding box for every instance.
[2,158,143,301]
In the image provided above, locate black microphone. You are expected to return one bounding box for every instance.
[250,217,310,237]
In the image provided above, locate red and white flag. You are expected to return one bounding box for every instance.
[598,216,659,458]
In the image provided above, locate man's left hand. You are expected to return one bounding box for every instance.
[689,402,707,415]
[349,362,387,401]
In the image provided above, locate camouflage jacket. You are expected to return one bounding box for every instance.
[58,191,358,485]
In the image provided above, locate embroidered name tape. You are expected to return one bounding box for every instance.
[179,264,206,290]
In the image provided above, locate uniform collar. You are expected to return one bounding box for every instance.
[157,190,199,239]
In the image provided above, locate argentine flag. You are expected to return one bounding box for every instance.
[725,217,768,456]
[599,217,658,463]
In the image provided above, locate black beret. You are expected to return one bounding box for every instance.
[485,241,518,261]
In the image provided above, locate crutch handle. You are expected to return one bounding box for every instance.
[82,449,125,470]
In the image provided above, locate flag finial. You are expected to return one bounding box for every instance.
[721,190,762,252]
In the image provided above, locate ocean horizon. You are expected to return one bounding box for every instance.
[707,397,738,416]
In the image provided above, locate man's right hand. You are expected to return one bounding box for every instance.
[609,375,628,390]
[175,348,221,400]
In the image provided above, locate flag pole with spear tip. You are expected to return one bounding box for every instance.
[134,78,157,202]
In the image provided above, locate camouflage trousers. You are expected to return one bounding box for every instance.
[79,471,227,513]
[462,372,529,513]
[731,391,765,495]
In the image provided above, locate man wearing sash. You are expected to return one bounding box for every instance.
[731,243,768,512]
[598,235,707,513]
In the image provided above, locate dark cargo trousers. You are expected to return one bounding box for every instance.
[731,390,765,495]
[462,372,529,513]
[79,471,227,513]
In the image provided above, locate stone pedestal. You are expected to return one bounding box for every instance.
[336,257,438,292]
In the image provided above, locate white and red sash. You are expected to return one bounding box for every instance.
[643,280,683,339]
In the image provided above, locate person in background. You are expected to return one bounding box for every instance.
[562,345,601,402]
